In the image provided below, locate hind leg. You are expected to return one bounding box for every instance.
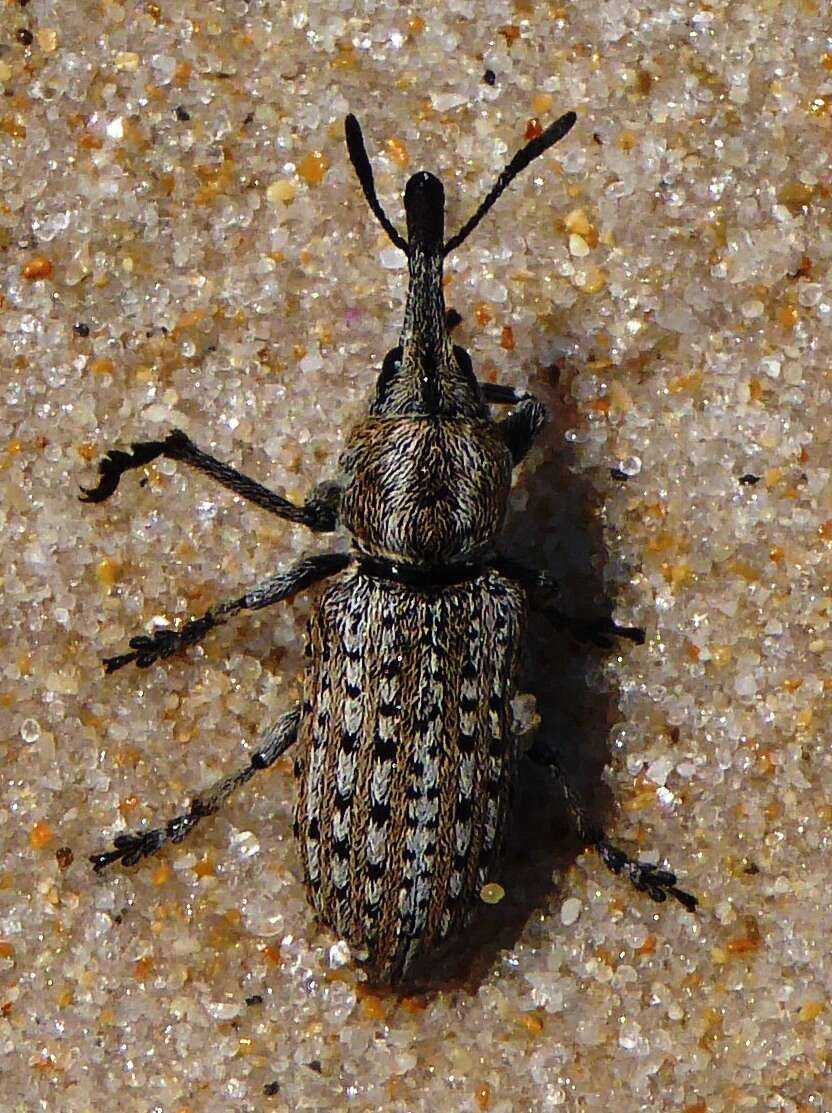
[91,706,301,871]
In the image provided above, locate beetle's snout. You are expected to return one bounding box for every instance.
[404,171,445,251]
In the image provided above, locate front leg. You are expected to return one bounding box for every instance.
[480,382,547,465]
[528,738,697,912]
[80,428,340,533]
[491,555,644,647]
[104,552,351,673]
[91,705,301,871]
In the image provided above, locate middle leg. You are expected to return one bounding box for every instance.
[104,551,351,673]
[491,555,645,647]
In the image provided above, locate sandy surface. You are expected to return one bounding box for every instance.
[1,2,830,1111]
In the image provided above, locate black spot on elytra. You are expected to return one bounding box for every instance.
[489,736,505,757]
[371,801,391,825]
[374,735,396,762]
[341,729,358,753]
[334,790,351,815]
[457,730,477,754]
[456,797,473,821]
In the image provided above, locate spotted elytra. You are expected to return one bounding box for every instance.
[84,111,696,984]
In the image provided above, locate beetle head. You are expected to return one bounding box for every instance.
[343,111,577,419]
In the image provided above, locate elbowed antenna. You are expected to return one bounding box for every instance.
[344,110,577,258]
[344,114,408,253]
[443,110,577,255]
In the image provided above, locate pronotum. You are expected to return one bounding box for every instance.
[84,111,696,983]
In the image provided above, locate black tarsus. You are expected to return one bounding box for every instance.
[527,738,698,913]
[491,554,645,648]
[103,614,218,674]
[443,110,577,255]
[596,839,698,912]
[545,610,645,649]
[344,114,409,253]
[79,441,165,503]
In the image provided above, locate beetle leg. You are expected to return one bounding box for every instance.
[90,706,301,872]
[479,384,547,464]
[595,839,698,912]
[80,428,341,532]
[490,556,645,647]
[528,738,697,912]
[103,552,351,673]
[539,608,645,649]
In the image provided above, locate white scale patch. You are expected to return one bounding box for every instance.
[454,820,471,855]
[336,745,357,799]
[365,881,383,920]
[402,643,444,936]
[379,675,398,706]
[331,856,349,894]
[459,753,475,801]
[413,793,438,828]
[366,822,387,865]
[376,713,396,742]
[370,757,393,804]
[332,808,350,843]
[304,711,328,886]
[414,871,433,923]
[483,796,500,852]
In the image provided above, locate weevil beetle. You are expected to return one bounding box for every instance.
[84,111,696,983]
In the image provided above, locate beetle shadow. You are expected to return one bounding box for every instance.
[404,363,637,992]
